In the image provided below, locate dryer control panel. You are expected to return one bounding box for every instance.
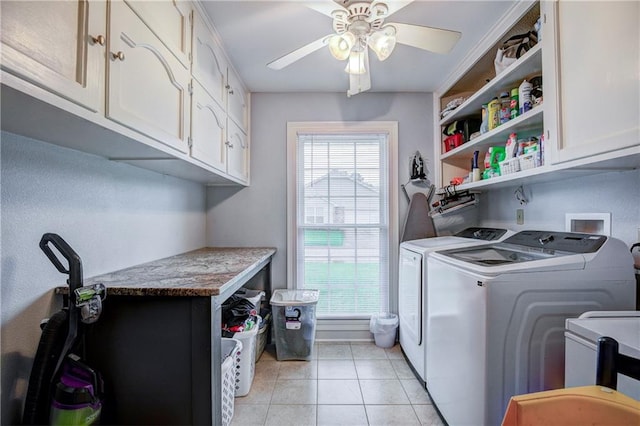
[503,230,607,253]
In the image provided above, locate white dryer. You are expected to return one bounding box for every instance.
[426,230,636,426]
[398,227,512,385]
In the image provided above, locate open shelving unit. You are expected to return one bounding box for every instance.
[435,1,545,191]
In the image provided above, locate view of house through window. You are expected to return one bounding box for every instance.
[292,130,391,317]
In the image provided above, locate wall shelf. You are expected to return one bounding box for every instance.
[440,44,542,126]
[441,106,544,161]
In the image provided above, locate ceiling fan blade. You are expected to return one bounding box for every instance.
[305,1,348,19]
[392,22,461,54]
[267,35,331,70]
[378,1,414,18]
[347,51,371,97]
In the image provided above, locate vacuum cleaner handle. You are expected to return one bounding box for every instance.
[40,233,83,293]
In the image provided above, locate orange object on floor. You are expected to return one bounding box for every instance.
[501,386,640,426]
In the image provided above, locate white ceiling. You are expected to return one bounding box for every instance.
[200,1,517,94]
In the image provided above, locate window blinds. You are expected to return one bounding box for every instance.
[296,132,389,317]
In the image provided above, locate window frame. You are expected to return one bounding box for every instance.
[286,121,399,319]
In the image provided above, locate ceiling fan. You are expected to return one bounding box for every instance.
[267,0,462,96]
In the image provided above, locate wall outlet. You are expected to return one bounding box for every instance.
[516,209,524,225]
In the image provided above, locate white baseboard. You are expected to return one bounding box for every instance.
[315,318,374,341]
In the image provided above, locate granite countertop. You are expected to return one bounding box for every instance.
[55,247,276,297]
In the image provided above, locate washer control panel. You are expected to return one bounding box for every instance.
[503,230,607,253]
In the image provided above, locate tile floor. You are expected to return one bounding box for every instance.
[231,342,445,426]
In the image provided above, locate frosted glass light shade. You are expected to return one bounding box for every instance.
[345,50,367,74]
[368,26,397,61]
[329,32,356,60]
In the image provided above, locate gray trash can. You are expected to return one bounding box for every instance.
[369,312,398,348]
[270,289,319,361]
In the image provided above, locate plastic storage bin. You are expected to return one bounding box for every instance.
[369,313,398,348]
[270,289,319,361]
[221,338,242,426]
[232,316,261,397]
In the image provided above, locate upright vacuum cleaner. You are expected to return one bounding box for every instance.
[23,234,106,425]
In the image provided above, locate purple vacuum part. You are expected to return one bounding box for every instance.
[51,364,101,410]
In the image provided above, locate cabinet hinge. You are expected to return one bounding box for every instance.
[188,82,193,95]
[543,13,547,24]
[188,52,192,63]
[187,136,193,148]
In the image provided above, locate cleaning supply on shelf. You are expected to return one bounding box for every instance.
[518,79,533,114]
[505,133,518,158]
[488,97,500,131]
[510,88,519,120]
[499,91,511,124]
[480,103,489,134]
[471,151,480,181]
[482,146,506,180]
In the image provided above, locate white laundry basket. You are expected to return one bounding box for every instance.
[235,288,265,310]
[221,338,242,426]
[233,316,261,397]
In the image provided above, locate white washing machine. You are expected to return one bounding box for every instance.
[565,311,640,400]
[426,230,636,426]
[398,227,513,385]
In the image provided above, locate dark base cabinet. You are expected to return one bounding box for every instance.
[83,262,272,424]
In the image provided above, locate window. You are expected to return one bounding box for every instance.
[287,122,398,318]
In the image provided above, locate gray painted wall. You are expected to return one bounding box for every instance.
[206,92,435,290]
[1,132,206,424]
[477,169,640,247]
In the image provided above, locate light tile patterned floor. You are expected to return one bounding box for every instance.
[231,342,445,426]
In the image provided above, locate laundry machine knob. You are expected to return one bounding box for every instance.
[538,234,555,245]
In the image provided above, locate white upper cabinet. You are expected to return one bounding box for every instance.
[0,0,106,112]
[227,66,249,132]
[191,9,227,108]
[190,79,226,172]
[107,0,190,154]
[1,0,250,185]
[123,0,191,69]
[542,0,640,164]
[226,118,249,182]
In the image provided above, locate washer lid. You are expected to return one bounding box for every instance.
[440,245,564,266]
[566,317,640,358]
[401,228,514,253]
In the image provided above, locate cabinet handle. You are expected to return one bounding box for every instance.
[111,51,125,61]
[228,88,234,95]
[226,141,234,148]
[91,35,105,46]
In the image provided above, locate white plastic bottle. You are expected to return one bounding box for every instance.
[519,79,533,115]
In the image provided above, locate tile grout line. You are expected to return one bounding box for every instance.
[248,343,431,426]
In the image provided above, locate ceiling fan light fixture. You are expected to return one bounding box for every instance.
[345,49,367,75]
[329,32,356,60]
[368,25,397,61]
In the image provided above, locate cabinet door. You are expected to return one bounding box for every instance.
[107,0,189,153]
[227,67,249,131]
[543,1,640,164]
[226,119,249,182]
[191,80,226,172]
[123,0,191,69]
[1,0,105,111]
[191,10,227,108]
